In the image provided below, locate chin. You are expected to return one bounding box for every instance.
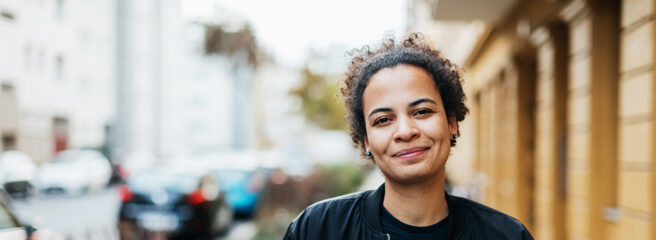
[383,168,439,185]
[379,153,446,185]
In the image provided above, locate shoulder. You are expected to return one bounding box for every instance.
[449,195,533,239]
[304,190,368,214]
[292,190,369,224]
[284,190,371,240]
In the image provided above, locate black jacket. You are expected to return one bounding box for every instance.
[284,184,533,239]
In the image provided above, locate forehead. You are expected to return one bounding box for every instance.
[362,64,442,110]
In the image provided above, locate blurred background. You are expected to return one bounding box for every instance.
[0,0,652,239]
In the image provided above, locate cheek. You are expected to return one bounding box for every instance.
[420,121,450,140]
[366,129,392,153]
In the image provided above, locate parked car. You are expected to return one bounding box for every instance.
[37,149,111,195]
[211,168,267,218]
[118,169,233,239]
[0,151,37,199]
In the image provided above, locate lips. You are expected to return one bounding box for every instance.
[393,147,430,159]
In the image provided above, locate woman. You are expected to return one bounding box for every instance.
[284,33,533,239]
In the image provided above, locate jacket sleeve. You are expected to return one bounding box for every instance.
[283,219,298,240]
[520,225,534,240]
[283,210,307,240]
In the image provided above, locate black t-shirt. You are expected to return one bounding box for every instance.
[381,205,450,240]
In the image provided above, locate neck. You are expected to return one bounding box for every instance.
[382,172,448,227]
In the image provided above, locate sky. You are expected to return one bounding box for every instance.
[181,0,408,67]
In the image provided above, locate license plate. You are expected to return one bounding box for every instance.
[137,212,179,232]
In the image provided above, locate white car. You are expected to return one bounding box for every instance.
[37,150,112,195]
[0,151,37,198]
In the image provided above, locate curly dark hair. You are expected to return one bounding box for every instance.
[340,33,469,160]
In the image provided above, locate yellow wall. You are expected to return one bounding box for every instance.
[617,0,655,238]
[461,0,655,239]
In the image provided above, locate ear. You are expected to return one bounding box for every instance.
[448,114,458,135]
[364,137,370,152]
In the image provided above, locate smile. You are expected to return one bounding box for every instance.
[393,147,430,160]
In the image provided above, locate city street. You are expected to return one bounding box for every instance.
[10,187,256,240]
[13,188,121,240]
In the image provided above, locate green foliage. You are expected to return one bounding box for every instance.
[252,162,366,239]
[251,210,297,240]
[318,163,366,197]
[290,67,346,130]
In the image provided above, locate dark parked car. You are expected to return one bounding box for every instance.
[118,170,233,240]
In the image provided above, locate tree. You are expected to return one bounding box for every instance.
[290,65,346,130]
[204,23,258,67]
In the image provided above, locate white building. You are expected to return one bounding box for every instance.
[115,0,246,160]
[159,21,237,156]
[0,0,116,164]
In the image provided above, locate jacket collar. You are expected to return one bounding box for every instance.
[445,190,466,238]
[361,183,386,232]
[361,183,467,238]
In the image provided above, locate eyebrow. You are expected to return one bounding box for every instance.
[409,98,437,107]
[367,98,438,118]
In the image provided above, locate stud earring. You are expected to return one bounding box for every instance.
[452,134,458,139]
[366,151,371,157]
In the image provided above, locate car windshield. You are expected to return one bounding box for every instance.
[128,171,198,194]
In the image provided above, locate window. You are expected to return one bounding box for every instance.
[55,55,64,82]
[55,0,64,19]
[53,117,68,153]
[0,11,14,21]
[23,44,31,71]
[1,83,14,92]
[37,48,45,73]
[2,135,16,151]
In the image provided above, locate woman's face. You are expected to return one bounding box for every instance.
[362,64,456,185]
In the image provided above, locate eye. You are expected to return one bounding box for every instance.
[373,117,392,126]
[414,108,434,116]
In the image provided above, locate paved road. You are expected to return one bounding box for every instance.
[12,187,121,240]
[218,221,257,240]
[10,187,256,240]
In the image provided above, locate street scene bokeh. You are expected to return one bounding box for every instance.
[0,0,654,239]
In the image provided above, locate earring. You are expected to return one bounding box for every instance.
[366,151,371,157]
[452,134,458,139]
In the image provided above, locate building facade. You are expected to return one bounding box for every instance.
[0,0,116,163]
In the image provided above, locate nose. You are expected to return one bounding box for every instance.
[393,116,420,142]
